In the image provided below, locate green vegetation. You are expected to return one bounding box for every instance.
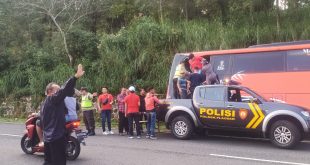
[0,0,310,117]
[0,117,25,124]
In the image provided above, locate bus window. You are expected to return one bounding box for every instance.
[232,52,285,73]
[287,49,310,71]
[211,55,232,80]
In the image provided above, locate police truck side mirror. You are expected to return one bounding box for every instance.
[250,98,259,104]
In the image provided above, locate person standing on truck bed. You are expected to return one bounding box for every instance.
[177,71,190,99]
[201,60,219,85]
[188,67,205,97]
[173,61,187,99]
[188,53,203,72]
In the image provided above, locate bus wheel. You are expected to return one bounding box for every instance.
[269,120,301,149]
[171,116,193,140]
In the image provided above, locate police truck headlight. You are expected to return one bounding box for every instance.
[301,111,310,118]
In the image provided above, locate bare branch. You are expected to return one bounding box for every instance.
[21,2,49,13]
[66,12,90,32]
[55,0,76,19]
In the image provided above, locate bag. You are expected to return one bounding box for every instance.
[102,98,109,105]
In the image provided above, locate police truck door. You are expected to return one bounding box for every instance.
[225,87,265,129]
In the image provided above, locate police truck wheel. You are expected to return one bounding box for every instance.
[171,116,193,140]
[270,120,301,149]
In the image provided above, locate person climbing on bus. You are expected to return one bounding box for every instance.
[202,60,219,85]
[188,67,205,97]
[188,53,203,72]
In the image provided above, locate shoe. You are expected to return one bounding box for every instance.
[150,136,157,140]
[128,136,134,139]
[38,142,44,147]
[137,136,141,139]
[88,132,95,136]
[109,131,114,135]
[146,134,150,139]
[102,131,109,135]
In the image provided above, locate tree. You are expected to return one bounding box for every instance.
[17,0,97,66]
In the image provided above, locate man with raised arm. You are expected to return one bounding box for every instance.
[40,64,84,165]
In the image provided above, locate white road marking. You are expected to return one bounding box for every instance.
[0,134,22,137]
[209,135,310,144]
[210,154,310,165]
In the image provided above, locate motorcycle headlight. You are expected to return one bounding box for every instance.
[301,111,310,118]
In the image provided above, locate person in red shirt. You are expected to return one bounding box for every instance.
[97,87,114,135]
[124,86,141,139]
[188,53,203,72]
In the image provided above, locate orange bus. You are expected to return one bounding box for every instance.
[167,40,310,109]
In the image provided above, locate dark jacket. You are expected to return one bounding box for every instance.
[40,77,77,142]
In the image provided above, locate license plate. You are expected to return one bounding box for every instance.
[76,132,87,138]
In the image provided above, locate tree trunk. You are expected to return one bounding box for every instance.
[62,33,73,66]
[218,0,228,25]
[276,0,281,39]
[184,0,188,21]
[49,14,74,66]
[159,0,163,24]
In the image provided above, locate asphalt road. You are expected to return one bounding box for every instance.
[1,122,310,165]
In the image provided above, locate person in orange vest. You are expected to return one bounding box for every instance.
[145,87,161,140]
[124,86,141,139]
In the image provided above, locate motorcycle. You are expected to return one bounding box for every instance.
[20,115,87,160]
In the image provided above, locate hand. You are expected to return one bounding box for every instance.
[28,113,36,118]
[75,64,85,78]
[92,92,98,97]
